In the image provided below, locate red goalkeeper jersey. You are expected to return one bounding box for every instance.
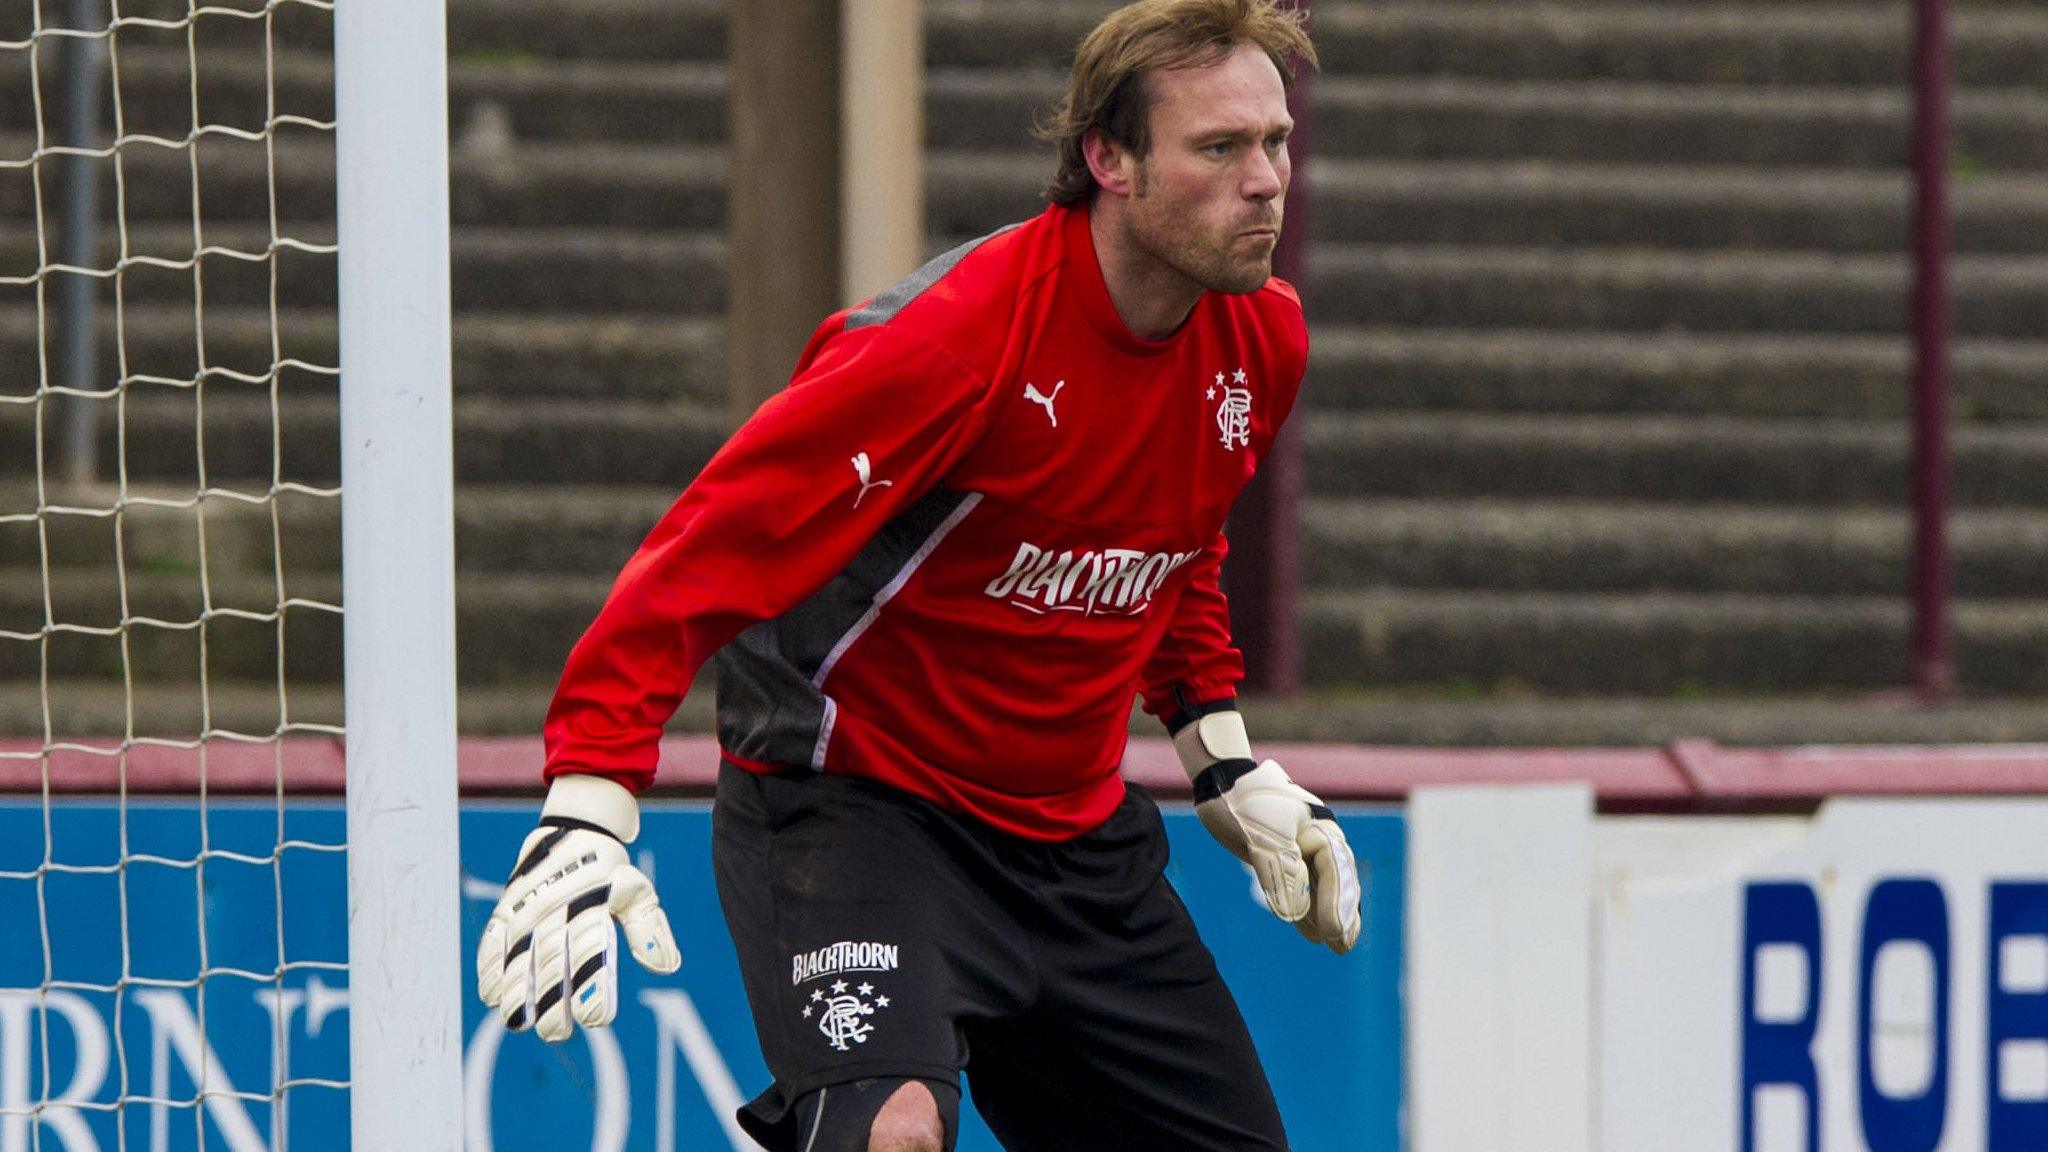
[543,202,1308,840]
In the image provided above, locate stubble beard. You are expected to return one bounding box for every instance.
[1128,167,1277,296]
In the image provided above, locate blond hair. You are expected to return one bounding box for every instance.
[1036,0,1318,207]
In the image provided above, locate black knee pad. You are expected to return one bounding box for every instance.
[791,1076,960,1152]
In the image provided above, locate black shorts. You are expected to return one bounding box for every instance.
[710,761,1290,1152]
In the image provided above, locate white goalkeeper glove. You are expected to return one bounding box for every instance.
[476,774,681,1041]
[1175,711,1362,954]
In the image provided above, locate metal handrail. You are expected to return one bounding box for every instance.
[60,0,107,488]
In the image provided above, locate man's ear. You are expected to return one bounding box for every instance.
[1081,128,1135,199]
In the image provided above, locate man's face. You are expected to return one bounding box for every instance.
[1121,44,1293,295]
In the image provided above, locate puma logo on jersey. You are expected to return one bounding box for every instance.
[1023,380,1066,427]
[850,452,892,508]
[984,541,1200,616]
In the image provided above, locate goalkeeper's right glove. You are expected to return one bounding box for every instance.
[475,774,682,1042]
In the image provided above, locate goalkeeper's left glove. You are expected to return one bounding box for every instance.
[476,774,682,1042]
[1175,709,1362,954]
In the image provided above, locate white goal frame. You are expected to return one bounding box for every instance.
[334,0,463,1147]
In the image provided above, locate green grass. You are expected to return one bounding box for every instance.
[452,48,542,69]
[135,555,197,577]
[1950,151,1994,183]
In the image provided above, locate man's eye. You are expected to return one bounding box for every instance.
[1203,142,1233,157]
[1265,135,1288,151]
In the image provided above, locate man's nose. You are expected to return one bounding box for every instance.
[1243,148,1283,201]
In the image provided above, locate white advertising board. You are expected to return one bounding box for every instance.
[1597,800,2048,1152]
[1409,785,1593,1152]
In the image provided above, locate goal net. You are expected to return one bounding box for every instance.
[0,0,460,1148]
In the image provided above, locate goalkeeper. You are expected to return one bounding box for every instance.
[477,2,1358,1149]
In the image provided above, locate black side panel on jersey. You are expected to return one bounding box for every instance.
[713,486,973,767]
[843,223,1020,331]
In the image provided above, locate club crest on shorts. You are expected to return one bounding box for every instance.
[1206,368,1252,451]
[791,941,902,1052]
[802,979,893,1051]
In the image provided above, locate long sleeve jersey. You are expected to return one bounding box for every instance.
[543,202,1309,840]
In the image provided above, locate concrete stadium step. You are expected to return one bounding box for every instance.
[1503,0,2048,8]
[398,226,730,314]
[0,679,353,741]
[0,390,346,487]
[445,143,724,229]
[928,152,2048,254]
[446,59,724,148]
[442,572,617,685]
[447,314,722,402]
[0,394,731,486]
[1307,160,2048,254]
[0,480,340,581]
[1311,77,2048,169]
[920,69,1072,155]
[0,308,335,412]
[0,50,728,148]
[924,154,1050,238]
[0,481,680,581]
[1302,4,2048,89]
[1303,498,2048,598]
[1308,245,2048,338]
[1299,588,2048,694]
[0,389,344,483]
[929,70,2048,170]
[1239,693,2048,748]
[0,0,336,42]
[1308,329,2048,421]
[0,0,710,69]
[450,398,728,486]
[0,133,725,230]
[0,677,710,742]
[1304,412,2048,506]
[0,308,723,405]
[0,569,623,687]
[0,224,724,315]
[0,222,337,312]
[448,485,678,575]
[0,48,334,141]
[0,565,345,685]
[446,0,724,64]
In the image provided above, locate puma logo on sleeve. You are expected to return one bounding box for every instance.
[851,452,894,508]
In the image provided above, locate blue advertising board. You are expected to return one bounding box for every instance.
[0,798,1401,1151]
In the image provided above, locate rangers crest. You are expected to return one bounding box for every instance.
[801,979,893,1052]
[1208,368,1252,451]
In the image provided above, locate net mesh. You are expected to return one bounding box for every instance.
[0,2,347,1147]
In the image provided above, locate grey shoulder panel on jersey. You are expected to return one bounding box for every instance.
[843,223,1023,331]
[711,486,975,769]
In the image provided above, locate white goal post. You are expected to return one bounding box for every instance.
[2,0,463,1143]
[335,0,463,1148]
